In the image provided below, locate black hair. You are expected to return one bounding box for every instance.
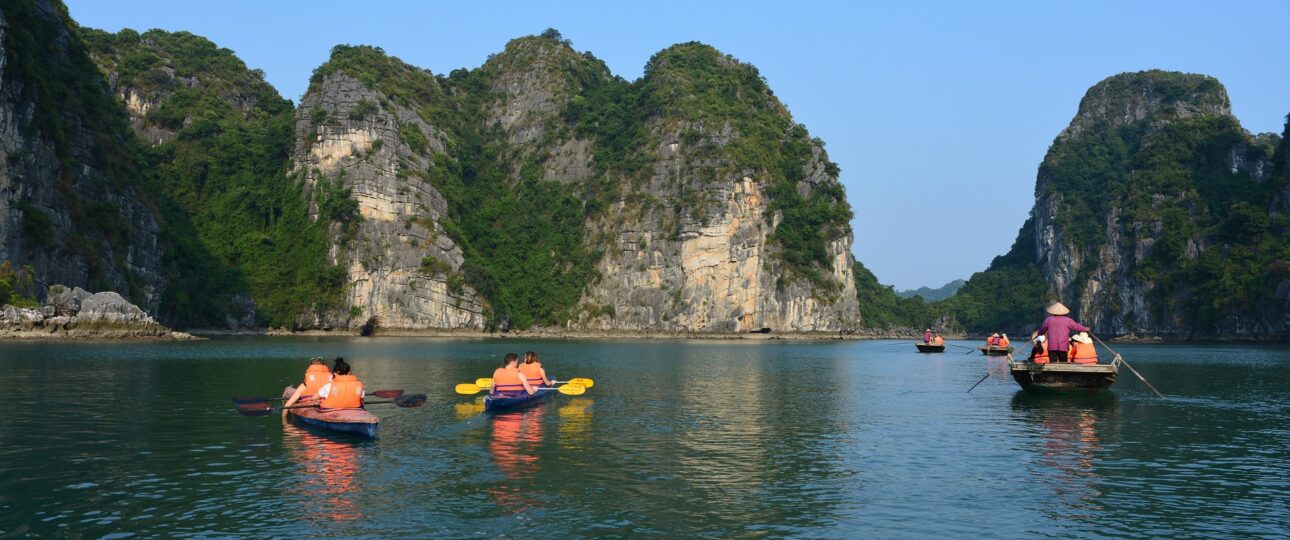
[333,357,351,376]
[503,353,519,366]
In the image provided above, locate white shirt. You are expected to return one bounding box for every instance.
[317,382,365,399]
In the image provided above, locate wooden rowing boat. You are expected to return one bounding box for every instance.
[1008,360,1118,392]
[280,387,380,438]
[979,345,1014,356]
[484,388,554,412]
[915,343,946,353]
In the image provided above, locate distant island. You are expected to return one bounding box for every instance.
[1,1,1286,340]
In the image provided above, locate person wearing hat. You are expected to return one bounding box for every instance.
[1037,302,1089,363]
[1069,332,1099,364]
[1027,333,1049,364]
[923,328,933,344]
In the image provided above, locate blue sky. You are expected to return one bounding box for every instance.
[66,0,1290,290]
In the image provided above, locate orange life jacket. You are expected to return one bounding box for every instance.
[492,366,526,393]
[931,336,944,346]
[518,362,545,386]
[1070,342,1098,364]
[303,364,332,396]
[321,374,363,409]
[987,337,998,346]
[999,338,1010,348]
[1032,341,1049,364]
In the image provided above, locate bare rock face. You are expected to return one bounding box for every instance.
[292,71,486,330]
[0,0,166,313]
[0,286,180,338]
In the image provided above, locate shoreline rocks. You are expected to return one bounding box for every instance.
[0,286,198,340]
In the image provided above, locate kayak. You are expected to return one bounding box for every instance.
[484,388,554,413]
[280,386,380,438]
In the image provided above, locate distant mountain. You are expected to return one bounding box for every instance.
[896,279,965,301]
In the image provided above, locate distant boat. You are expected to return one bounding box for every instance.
[979,345,1014,356]
[915,343,945,353]
[1008,359,1118,392]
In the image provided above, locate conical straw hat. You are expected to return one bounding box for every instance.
[1046,302,1070,316]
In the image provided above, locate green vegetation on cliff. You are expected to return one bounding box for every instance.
[81,28,344,326]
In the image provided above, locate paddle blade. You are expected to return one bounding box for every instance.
[371,389,404,399]
[394,393,426,407]
[232,396,268,405]
[566,377,594,388]
[236,402,273,416]
[456,383,483,395]
[556,384,586,396]
[474,378,494,389]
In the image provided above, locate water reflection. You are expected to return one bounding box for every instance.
[487,408,545,513]
[281,417,366,523]
[1010,392,1119,514]
[558,398,593,449]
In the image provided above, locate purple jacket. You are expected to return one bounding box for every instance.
[1038,315,1089,352]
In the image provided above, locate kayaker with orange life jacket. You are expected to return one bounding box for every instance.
[932,335,945,346]
[491,353,535,396]
[1069,332,1099,364]
[1028,333,1049,364]
[284,357,333,407]
[318,357,365,410]
[923,329,933,344]
[1037,302,1090,363]
[518,351,552,388]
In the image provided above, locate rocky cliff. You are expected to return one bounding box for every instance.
[0,0,165,312]
[292,34,858,332]
[953,71,1289,339]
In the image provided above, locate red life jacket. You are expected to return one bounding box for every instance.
[1070,342,1098,364]
[302,364,332,396]
[518,362,545,386]
[1032,341,1049,364]
[492,366,526,393]
[321,374,363,409]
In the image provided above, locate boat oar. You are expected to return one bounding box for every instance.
[233,389,404,405]
[967,354,1010,393]
[454,383,586,396]
[947,344,975,351]
[1091,335,1165,398]
[235,394,426,416]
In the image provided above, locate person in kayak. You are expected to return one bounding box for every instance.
[492,353,535,396]
[318,357,365,410]
[1037,302,1091,363]
[284,357,332,407]
[519,351,552,388]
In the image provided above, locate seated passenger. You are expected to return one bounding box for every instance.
[519,351,552,388]
[1069,332,1099,364]
[1028,334,1049,364]
[491,353,535,396]
[318,358,365,409]
[284,357,332,407]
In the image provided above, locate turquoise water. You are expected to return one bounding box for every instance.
[0,337,1287,537]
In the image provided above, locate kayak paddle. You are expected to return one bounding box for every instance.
[233,389,404,405]
[454,383,586,396]
[466,377,593,390]
[235,393,427,416]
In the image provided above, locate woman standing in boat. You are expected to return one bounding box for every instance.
[491,353,535,396]
[284,357,332,407]
[519,351,552,388]
[318,358,365,410]
[1037,302,1090,363]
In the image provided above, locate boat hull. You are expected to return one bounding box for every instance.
[980,346,1014,356]
[1009,361,1117,392]
[281,387,380,438]
[916,344,946,353]
[484,389,554,412]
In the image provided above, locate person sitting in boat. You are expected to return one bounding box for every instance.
[284,357,332,407]
[987,333,1000,347]
[491,353,536,396]
[519,351,553,388]
[923,329,933,344]
[1069,332,1099,364]
[1037,302,1090,363]
[1027,334,1049,364]
[999,334,1011,349]
[318,357,365,410]
[931,334,945,346]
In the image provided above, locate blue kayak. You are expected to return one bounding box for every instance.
[281,387,379,438]
[483,388,554,412]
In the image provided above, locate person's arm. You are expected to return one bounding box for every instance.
[284,384,307,407]
[521,375,535,395]
[540,367,552,386]
[1073,321,1090,333]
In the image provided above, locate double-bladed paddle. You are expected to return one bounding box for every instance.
[454,383,586,396]
[234,393,426,416]
[232,389,404,405]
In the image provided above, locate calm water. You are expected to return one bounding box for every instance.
[0,337,1287,538]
